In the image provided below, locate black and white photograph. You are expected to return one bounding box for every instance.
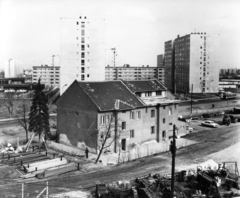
[0,0,240,197]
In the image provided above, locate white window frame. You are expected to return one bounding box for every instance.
[130,111,135,120]
[100,115,105,125]
[137,111,141,119]
[130,130,134,138]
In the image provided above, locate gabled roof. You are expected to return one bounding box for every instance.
[123,79,167,93]
[78,81,144,111]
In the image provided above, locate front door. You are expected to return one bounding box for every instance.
[121,139,126,151]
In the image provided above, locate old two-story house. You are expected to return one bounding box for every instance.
[56,79,180,154]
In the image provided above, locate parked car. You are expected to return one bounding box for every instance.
[178,115,191,122]
[201,120,219,128]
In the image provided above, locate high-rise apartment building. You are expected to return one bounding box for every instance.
[105,66,164,83]
[164,40,174,92]
[32,65,60,86]
[164,33,220,93]
[60,16,105,94]
[157,54,164,67]
[5,59,22,78]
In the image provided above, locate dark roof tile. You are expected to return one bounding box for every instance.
[78,81,144,111]
[123,79,166,93]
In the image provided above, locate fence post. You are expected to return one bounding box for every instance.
[46,181,48,198]
[22,183,24,198]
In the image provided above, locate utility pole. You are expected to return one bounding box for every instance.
[170,124,177,198]
[190,84,193,116]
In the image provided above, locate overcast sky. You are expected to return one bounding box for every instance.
[0,0,240,70]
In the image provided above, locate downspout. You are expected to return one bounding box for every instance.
[114,109,118,153]
[157,104,160,142]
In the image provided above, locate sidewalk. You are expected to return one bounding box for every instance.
[47,137,198,167]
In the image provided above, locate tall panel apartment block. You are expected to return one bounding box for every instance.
[164,33,220,93]
[164,40,174,92]
[60,16,105,94]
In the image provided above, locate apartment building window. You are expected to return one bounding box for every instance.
[130,111,135,120]
[122,122,126,130]
[151,109,155,117]
[81,60,85,66]
[81,67,85,73]
[76,22,79,25]
[137,111,141,119]
[163,118,165,123]
[130,130,134,138]
[81,37,85,43]
[81,75,85,81]
[151,126,155,134]
[76,37,79,40]
[100,115,105,125]
[81,45,85,50]
[81,52,85,58]
[81,30,85,36]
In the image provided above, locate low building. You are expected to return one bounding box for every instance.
[57,79,180,154]
[0,77,44,92]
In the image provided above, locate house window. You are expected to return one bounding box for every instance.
[100,115,105,125]
[151,110,155,117]
[169,107,172,115]
[130,112,135,120]
[137,111,141,119]
[122,122,126,130]
[156,91,162,96]
[151,126,155,134]
[145,108,148,113]
[163,106,165,109]
[162,131,166,138]
[130,130,134,138]
[163,118,165,123]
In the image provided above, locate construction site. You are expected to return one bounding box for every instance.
[0,119,240,197]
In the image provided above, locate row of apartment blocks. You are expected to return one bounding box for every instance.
[158,32,220,94]
[31,65,165,86]
[105,66,164,83]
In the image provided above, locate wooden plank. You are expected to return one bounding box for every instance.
[25,159,68,173]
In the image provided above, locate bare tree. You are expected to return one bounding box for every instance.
[16,100,30,142]
[95,114,122,163]
[2,93,15,118]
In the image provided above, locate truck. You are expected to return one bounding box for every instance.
[220,91,237,99]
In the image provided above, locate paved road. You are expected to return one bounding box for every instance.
[1,123,240,196]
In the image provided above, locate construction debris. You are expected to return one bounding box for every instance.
[95,161,240,198]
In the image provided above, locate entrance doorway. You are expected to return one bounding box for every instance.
[121,139,126,151]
